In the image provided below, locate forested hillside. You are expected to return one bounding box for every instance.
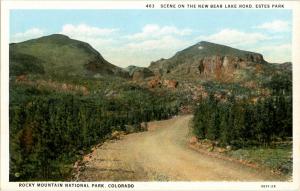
[9,34,293,180]
[10,79,180,180]
[9,33,182,180]
[192,71,292,174]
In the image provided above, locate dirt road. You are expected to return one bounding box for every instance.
[78,115,283,181]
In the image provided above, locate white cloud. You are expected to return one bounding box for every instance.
[59,24,120,53]
[197,28,291,63]
[254,44,291,63]
[256,20,290,32]
[11,28,44,42]
[12,24,290,67]
[57,24,193,67]
[107,35,192,67]
[61,24,119,37]
[197,29,269,47]
[109,24,194,67]
[127,24,192,40]
[125,35,190,51]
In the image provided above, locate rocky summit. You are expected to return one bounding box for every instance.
[149,41,268,82]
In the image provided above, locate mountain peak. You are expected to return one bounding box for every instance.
[16,34,73,46]
[149,41,267,81]
[10,34,129,78]
[177,41,264,61]
[197,41,226,47]
[34,34,72,44]
[197,41,213,45]
[41,33,70,39]
[196,41,238,50]
[195,41,222,50]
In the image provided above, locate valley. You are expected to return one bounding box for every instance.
[9,34,292,181]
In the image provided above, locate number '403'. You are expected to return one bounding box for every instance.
[146,4,154,8]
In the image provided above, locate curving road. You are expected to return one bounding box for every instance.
[78,115,283,181]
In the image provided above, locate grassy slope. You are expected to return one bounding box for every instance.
[227,144,292,176]
[10,34,127,78]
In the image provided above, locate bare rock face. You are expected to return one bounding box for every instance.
[148,77,178,89]
[148,41,266,82]
[163,79,178,88]
[195,55,258,80]
[148,77,162,88]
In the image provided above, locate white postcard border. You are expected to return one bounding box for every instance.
[1,1,300,191]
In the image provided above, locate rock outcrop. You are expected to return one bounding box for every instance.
[132,68,154,81]
[149,41,266,82]
[163,79,178,88]
[148,77,178,89]
[148,77,162,88]
[125,66,155,81]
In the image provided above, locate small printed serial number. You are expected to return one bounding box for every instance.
[261,184,276,189]
[146,4,155,8]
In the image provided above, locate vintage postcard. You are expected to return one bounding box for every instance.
[1,0,300,191]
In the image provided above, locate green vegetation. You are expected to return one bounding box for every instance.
[9,80,180,181]
[9,34,293,180]
[9,51,45,76]
[192,73,292,175]
[8,33,181,181]
[193,94,292,147]
[203,81,253,96]
[227,144,292,175]
[9,34,128,78]
[193,71,292,145]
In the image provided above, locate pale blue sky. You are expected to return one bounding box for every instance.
[10,10,292,67]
